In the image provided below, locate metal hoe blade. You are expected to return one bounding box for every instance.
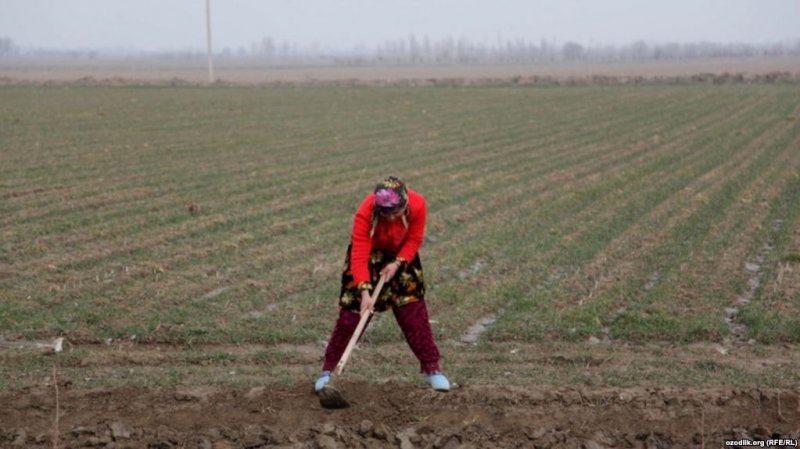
[318,385,350,409]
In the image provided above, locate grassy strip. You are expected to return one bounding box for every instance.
[0,342,797,390]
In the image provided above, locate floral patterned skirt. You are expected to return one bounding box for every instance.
[339,245,426,313]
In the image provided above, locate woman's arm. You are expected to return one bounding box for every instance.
[350,194,374,286]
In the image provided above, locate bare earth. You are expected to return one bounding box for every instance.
[1,382,798,449]
[1,56,799,84]
[1,339,799,448]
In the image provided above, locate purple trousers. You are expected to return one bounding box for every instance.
[322,300,441,374]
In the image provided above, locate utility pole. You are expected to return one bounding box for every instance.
[206,0,214,83]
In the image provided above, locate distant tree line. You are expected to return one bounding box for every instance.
[240,36,800,65]
[2,34,800,64]
[342,37,800,65]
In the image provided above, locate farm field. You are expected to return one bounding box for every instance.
[1,83,800,447]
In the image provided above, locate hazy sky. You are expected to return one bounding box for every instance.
[1,0,799,52]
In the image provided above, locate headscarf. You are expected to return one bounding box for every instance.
[371,176,409,237]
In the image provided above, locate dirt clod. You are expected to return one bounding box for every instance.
[109,421,132,439]
[373,424,390,441]
[358,419,373,436]
[397,427,422,449]
[582,440,604,449]
[245,386,265,400]
[316,434,338,449]
[439,435,462,449]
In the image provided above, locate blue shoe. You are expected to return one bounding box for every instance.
[314,371,331,393]
[426,371,450,392]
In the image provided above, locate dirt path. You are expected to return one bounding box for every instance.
[2,57,800,86]
[1,382,798,448]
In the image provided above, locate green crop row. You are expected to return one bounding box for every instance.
[1,84,798,348]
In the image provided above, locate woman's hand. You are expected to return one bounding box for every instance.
[380,261,400,281]
[360,289,375,315]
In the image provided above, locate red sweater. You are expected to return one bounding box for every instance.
[350,188,426,284]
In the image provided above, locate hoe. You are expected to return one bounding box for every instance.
[318,274,387,409]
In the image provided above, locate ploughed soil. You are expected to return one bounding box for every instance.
[1,382,798,449]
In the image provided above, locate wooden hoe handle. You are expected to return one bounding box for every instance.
[335,275,387,376]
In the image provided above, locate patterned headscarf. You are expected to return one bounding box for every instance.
[374,176,408,211]
[371,176,409,237]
